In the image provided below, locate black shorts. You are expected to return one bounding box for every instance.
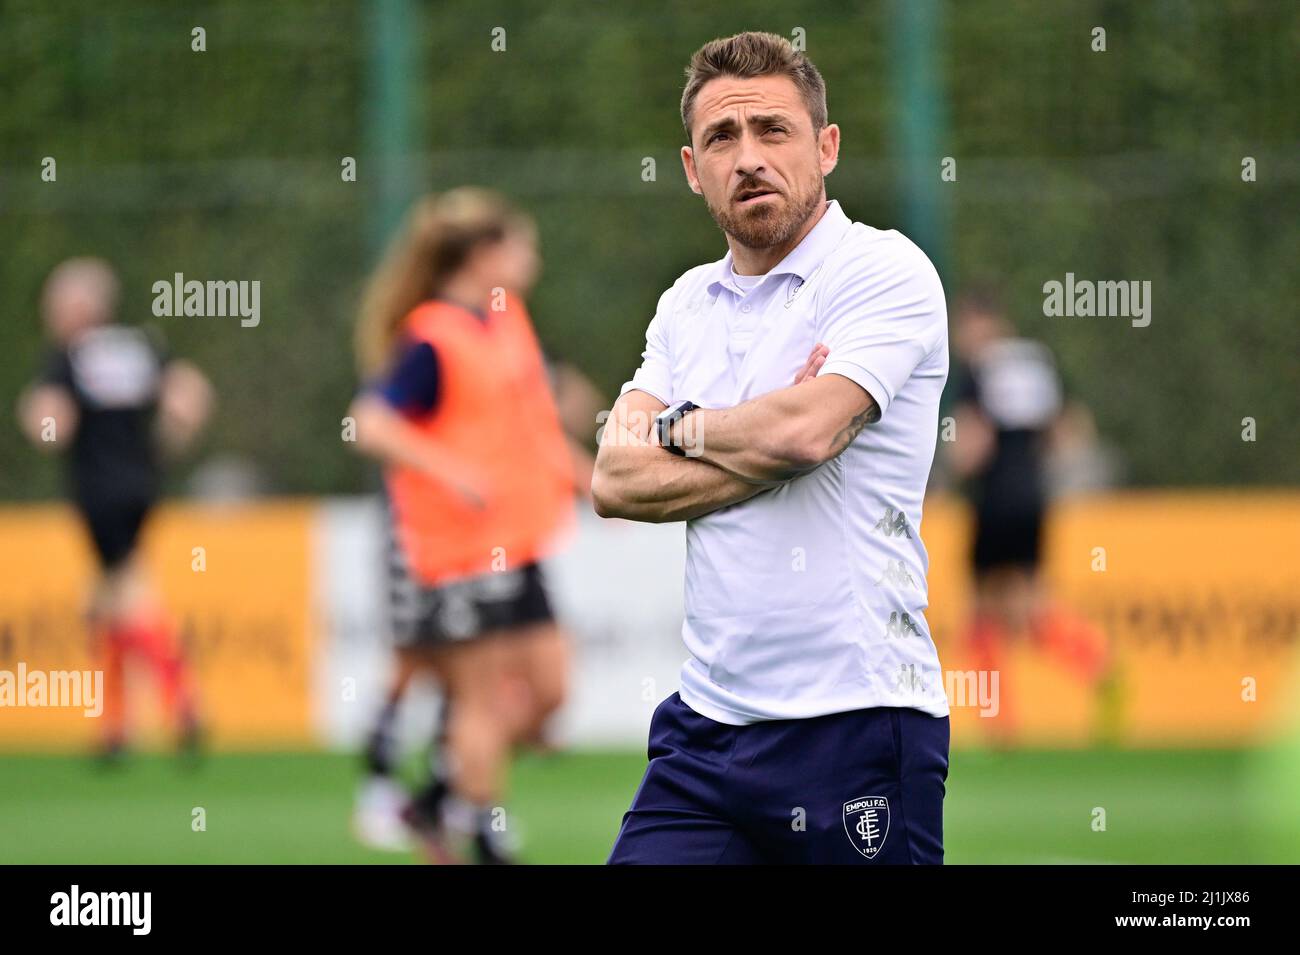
[972,504,1043,572]
[76,494,155,569]
[386,524,554,648]
[609,694,950,864]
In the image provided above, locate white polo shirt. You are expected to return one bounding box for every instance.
[621,199,950,724]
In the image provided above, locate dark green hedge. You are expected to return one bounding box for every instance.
[1,0,1295,498]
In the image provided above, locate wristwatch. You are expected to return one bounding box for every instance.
[655,400,699,456]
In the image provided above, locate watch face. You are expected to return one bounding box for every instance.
[657,402,685,449]
[657,401,684,423]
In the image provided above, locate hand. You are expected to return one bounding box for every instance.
[792,342,829,385]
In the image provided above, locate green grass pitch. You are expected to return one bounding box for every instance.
[0,747,1290,863]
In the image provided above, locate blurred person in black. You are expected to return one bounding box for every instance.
[947,287,1113,743]
[17,258,213,760]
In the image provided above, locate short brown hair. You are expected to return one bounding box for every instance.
[680,32,828,142]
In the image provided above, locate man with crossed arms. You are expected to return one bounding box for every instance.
[594,31,950,864]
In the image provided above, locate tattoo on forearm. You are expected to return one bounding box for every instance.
[831,401,880,451]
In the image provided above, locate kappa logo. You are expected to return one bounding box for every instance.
[874,559,917,589]
[872,506,911,539]
[843,796,890,860]
[885,611,923,639]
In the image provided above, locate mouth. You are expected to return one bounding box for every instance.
[735,188,779,205]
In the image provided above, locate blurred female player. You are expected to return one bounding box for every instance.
[17,258,213,760]
[348,189,584,864]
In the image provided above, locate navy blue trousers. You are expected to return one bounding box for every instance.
[608,693,949,864]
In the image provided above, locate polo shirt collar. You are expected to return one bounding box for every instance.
[707,198,852,295]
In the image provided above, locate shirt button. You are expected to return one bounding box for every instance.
[741,304,752,313]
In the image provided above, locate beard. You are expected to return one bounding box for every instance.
[704,172,824,252]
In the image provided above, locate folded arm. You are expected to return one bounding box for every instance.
[590,388,776,523]
[591,343,835,523]
[670,372,878,484]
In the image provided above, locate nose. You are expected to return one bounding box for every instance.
[733,131,767,184]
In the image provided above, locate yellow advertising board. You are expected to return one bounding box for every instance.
[0,502,316,750]
[0,493,1296,751]
[934,493,1300,747]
